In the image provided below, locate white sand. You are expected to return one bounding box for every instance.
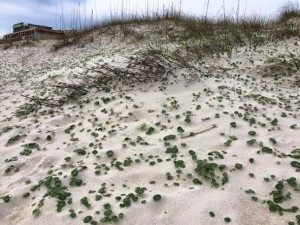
[0,24,299,225]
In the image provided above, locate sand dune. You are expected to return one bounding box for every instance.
[0,21,299,225]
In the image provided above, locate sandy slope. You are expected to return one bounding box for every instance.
[0,26,299,225]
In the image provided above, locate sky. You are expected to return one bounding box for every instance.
[0,0,299,37]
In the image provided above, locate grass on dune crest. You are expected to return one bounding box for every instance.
[49,2,300,52]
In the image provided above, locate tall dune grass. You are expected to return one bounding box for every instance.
[49,1,300,53]
[1,1,299,50]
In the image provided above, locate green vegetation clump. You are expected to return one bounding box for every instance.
[230,122,237,128]
[69,168,83,187]
[119,193,139,208]
[65,125,76,134]
[248,131,256,136]
[287,177,298,187]
[74,148,86,155]
[290,149,300,159]
[153,194,162,201]
[15,103,40,117]
[1,195,10,203]
[1,126,12,134]
[270,118,279,126]
[290,124,297,129]
[20,142,40,156]
[185,115,191,123]
[41,175,71,212]
[247,139,257,146]
[163,134,176,141]
[224,217,231,223]
[264,178,300,216]
[269,138,277,145]
[22,192,30,198]
[166,145,178,154]
[291,161,300,169]
[193,178,202,185]
[83,216,93,223]
[20,148,32,156]
[177,126,184,133]
[261,147,273,154]
[80,197,91,208]
[194,159,228,188]
[173,160,185,169]
[267,201,284,214]
[6,134,25,146]
[100,203,124,223]
[5,165,20,174]
[22,143,40,149]
[69,212,77,219]
[166,172,173,180]
[135,187,147,195]
[296,215,300,225]
[106,150,114,158]
[146,127,155,135]
[235,163,243,170]
[46,134,53,141]
[224,140,232,147]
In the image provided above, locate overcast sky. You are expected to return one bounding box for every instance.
[0,0,299,37]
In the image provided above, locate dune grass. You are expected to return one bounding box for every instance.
[51,3,299,55]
